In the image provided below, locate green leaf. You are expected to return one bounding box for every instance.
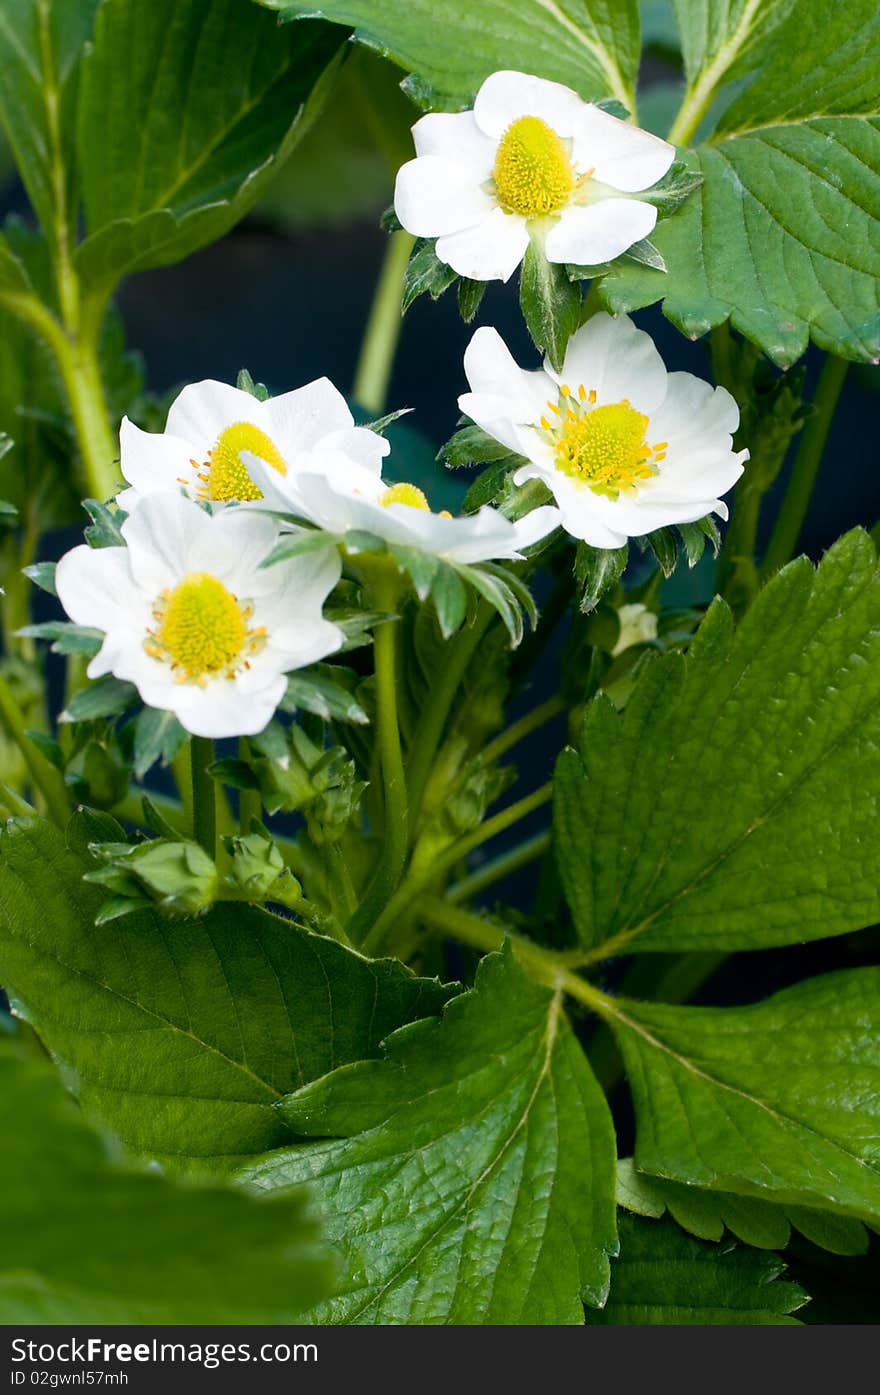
[457,275,486,323]
[520,239,582,372]
[402,237,458,312]
[17,621,103,657]
[430,562,469,637]
[602,0,880,365]
[82,497,126,548]
[586,1214,807,1324]
[0,1026,332,1323]
[282,663,370,724]
[574,541,629,612]
[555,531,880,955]
[672,0,797,88]
[132,707,187,779]
[0,1,98,233]
[608,969,880,1224]
[23,561,57,596]
[62,675,137,722]
[75,0,341,295]
[440,423,526,470]
[241,947,618,1324]
[617,1158,870,1256]
[0,814,456,1167]
[262,0,640,109]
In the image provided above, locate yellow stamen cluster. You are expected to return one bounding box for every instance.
[381,482,430,510]
[192,422,288,503]
[144,572,267,686]
[540,386,668,499]
[493,115,576,218]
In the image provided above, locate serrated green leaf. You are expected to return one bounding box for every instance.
[602,1,880,365]
[586,1214,807,1324]
[0,814,456,1167]
[440,423,526,470]
[63,676,137,723]
[607,969,880,1224]
[74,0,341,295]
[672,0,797,88]
[132,707,187,779]
[457,275,486,323]
[241,947,617,1324]
[520,239,582,372]
[260,0,640,110]
[82,497,126,548]
[555,530,880,954]
[616,1158,869,1255]
[0,1027,332,1323]
[0,1,98,234]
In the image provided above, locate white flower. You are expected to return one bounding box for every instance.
[55,494,343,739]
[394,70,674,282]
[247,448,560,566]
[612,603,658,656]
[116,376,389,511]
[459,312,748,549]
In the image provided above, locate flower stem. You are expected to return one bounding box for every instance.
[237,738,262,834]
[474,696,566,770]
[361,781,552,956]
[448,829,551,903]
[0,673,69,826]
[190,737,216,859]
[347,599,408,942]
[760,355,848,578]
[352,229,415,415]
[406,601,495,824]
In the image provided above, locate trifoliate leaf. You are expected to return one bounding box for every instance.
[586,1214,807,1324]
[0,814,456,1168]
[616,1159,870,1255]
[555,531,880,955]
[0,1027,332,1323]
[607,969,880,1224]
[241,947,618,1324]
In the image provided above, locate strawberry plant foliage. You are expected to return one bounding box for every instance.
[0,0,879,1333]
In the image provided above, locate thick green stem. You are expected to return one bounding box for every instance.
[352,230,415,415]
[0,673,69,826]
[406,602,495,824]
[347,597,408,941]
[361,781,552,956]
[448,830,551,903]
[56,328,119,502]
[761,355,848,577]
[190,737,216,859]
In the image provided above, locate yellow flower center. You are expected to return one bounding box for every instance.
[381,482,431,510]
[540,387,668,499]
[194,422,287,503]
[493,115,576,218]
[144,572,267,685]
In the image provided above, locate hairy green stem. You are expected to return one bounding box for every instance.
[352,230,415,415]
[361,781,552,955]
[0,673,69,826]
[190,737,216,859]
[448,829,551,903]
[761,355,848,577]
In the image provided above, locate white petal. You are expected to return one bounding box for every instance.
[265,376,353,456]
[159,677,287,740]
[437,206,530,282]
[55,545,143,632]
[320,425,390,472]
[257,544,342,638]
[474,70,584,139]
[394,156,494,237]
[165,380,265,456]
[555,312,668,414]
[573,105,674,191]
[119,417,198,499]
[412,111,496,176]
[120,494,212,593]
[649,372,740,443]
[462,325,555,423]
[509,504,562,550]
[544,197,657,266]
[201,508,280,594]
